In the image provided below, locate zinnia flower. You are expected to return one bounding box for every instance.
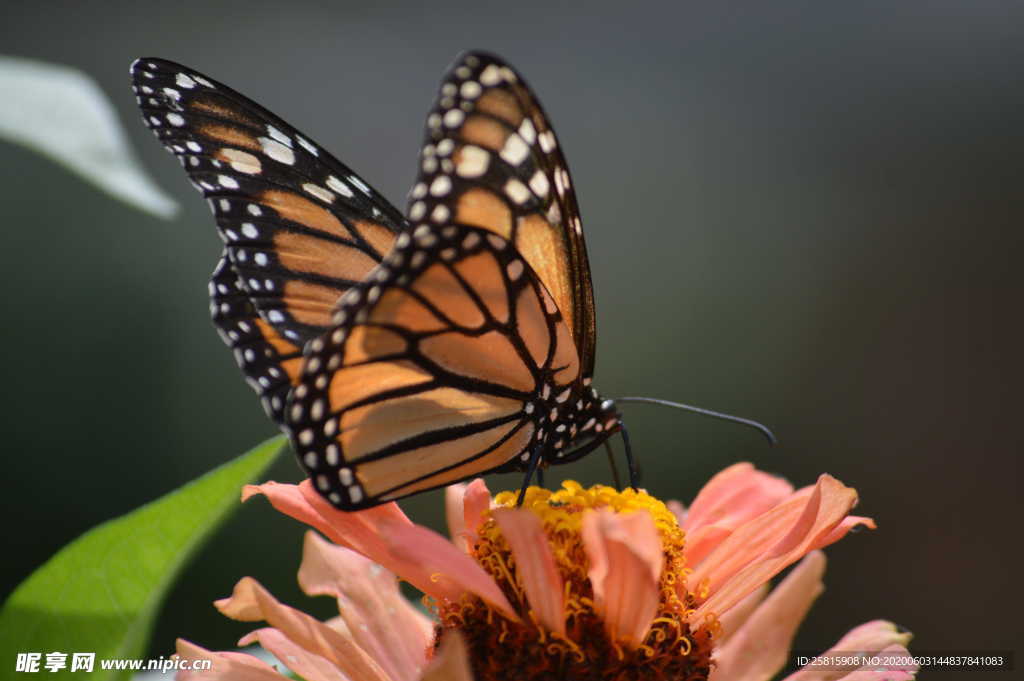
[175,463,918,680]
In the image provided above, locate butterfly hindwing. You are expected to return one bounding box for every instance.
[209,254,303,422]
[131,58,407,347]
[285,224,608,509]
[407,51,598,377]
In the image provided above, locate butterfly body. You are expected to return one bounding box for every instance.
[131,52,621,509]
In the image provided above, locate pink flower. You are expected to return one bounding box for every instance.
[175,464,916,680]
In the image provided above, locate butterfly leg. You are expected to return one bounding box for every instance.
[536,466,546,489]
[619,422,641,491]
[603,440,622,491]
[515,444,544,507]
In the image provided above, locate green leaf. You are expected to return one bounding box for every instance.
[0,55,179,219]
[0,436,286,680]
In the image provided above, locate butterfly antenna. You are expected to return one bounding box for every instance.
[613,396,778,445]
[603,440,622,491]
[618,422,641,490]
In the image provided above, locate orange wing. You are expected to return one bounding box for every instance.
[285,225,609,509]
[131,58,408,421]
[407,52,598,378]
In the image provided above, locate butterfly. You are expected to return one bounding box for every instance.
[131,52,626,510]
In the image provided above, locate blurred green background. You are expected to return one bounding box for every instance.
[2,2,1020,678]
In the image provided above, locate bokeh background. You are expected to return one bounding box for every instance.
[2,2,1020,678]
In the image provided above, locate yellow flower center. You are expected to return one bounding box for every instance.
[434,481,717,681]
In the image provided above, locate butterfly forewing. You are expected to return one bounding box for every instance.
[131,58,407,347]
[131,58,411,422]
[407,52,598,377]
[286,224,601,509]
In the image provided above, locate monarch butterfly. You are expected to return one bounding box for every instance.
[131,52,771,510]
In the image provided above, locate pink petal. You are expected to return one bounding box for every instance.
[783,621,915,681]
[384,518,519,621]
[683,525,735,568]
[446,484,471,552]
[174,639,288,681]
[247,480,517,621]
[492,508,566,636]
[297,531,433,681]
[244,481,460,604]
[828,620,913,656]
[683,463,794,533]
[444,479,492,553]
[214,577,391,681]
[711,551,826,681]
[581,508,663,649]
[420,632,474,681]
[462,478,493,540]
[679,464,795,566]
[716,584,768,645]
[689,475,863,626]
[810,515,876,551]
[238,628,350,681]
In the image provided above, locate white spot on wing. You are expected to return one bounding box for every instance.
[326,175,354,198]
[267,125,292,147]
[500,134,529,166]
[349,175,371,194]
[430,175,452,196]
[480,64,501,85]
[504,178,530,204]
[431,204,450,223]
[529,170,549,198]
[539,130,557,153]
[519,119,537,145]
[221,149,262,174]
[456,145,489,178]
[303,183,335,203]
[296,135,318,155]
[259,137,295,165]
[443,109,465,128]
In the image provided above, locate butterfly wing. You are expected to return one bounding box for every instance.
[209,254,304,422]
[286,225,588,508]
[407,51,598,378]
[131,58,408,421]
